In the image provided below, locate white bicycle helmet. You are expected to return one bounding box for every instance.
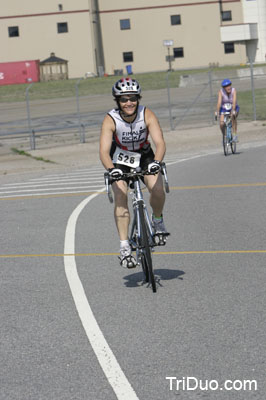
[112,77,141,97]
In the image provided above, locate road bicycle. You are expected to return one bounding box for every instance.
[223,111,236,156]
[104,162,170,293]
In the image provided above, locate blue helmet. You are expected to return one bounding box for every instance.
[221,79,232,87]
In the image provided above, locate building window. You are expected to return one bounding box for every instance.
[8,26,19,37]
[222,11,232,21]
[58,4,63,11]
[57,22,68,33]
[224,42,235,54]
[123,52,133,62]
[173,47,184,58]
[171,15,181,25]
[120,19,131,30]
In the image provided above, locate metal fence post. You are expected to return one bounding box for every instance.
[30,129,36,150]
[166,71,174,131]
[249,60,257,121]
[208,69,215,125]
[76,77,84,140]
[25,82,34,140]
[80,123,85,143]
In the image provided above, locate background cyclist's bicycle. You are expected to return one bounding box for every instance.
[223,111,236,156]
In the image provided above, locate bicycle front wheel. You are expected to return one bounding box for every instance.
[223,134,229,156]
[231,140,236,154]
[138,202,156,293]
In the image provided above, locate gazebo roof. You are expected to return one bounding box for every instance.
[40,52,68,64]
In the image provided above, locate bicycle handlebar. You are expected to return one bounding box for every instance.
[109,168,158,182]
[105,162,167,181]
[104,162,169,202]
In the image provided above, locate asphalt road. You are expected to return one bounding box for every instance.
[1,144,266,399]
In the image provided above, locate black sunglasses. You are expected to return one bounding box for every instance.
[119,95,138,103]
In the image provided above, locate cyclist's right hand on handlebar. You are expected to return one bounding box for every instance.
[148,160,161,174]
[108,168,123,179]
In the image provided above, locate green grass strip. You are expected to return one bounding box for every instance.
[1,64,265,103]
[11,147,56,163]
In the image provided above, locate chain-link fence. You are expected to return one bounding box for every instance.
[166,66,266,130]
[0,89,114,150]
[0,66,265,150]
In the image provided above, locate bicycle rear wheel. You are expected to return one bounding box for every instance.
[223,134,229,156]
[138,202,156,293]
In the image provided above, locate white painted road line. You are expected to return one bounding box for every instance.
[2,179,103,188]
[40,169,104,178]
[63,146,264,399]
[30,172,105,180]
[0,190,104,199]
[64,188,139,400]
[0,185,103,195]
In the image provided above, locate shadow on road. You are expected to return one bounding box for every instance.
[123,268,185,289]
[220,152,242,156]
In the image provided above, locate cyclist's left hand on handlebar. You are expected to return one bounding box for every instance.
[108,168,123,179]
[148,160,161,174]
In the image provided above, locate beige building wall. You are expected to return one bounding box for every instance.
[1,0,89,15]
[0,1,96,79]
[0,0,251,79]
[99,0,246,75]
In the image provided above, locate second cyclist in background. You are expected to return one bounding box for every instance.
[215,79,240,143]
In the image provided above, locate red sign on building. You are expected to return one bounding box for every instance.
[0,60,40,86]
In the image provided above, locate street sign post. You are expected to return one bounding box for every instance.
[163,40,174,71]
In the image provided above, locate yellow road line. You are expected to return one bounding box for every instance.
[1,250,266,259]
[155,250,266,255]
[171,182,266,190]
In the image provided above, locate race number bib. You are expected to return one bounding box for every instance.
[224,102,232,111]
[112,147,141,168]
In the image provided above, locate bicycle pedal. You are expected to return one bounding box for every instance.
[154,232,170,238]
[154,233,170,246]
[119,255,137,269]
[127,262,137,269]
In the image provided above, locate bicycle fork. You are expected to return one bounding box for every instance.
[129,199,154,265]
[226,126,232,142]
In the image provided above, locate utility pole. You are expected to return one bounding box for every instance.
[163,40,174,71]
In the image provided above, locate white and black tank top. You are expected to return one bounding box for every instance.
[108,105,149,151]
